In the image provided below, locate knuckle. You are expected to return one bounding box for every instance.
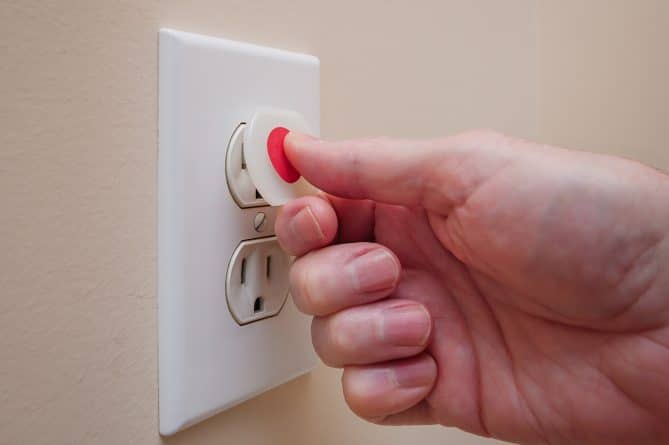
[458,128,505,144]
[328,315,354,355]
[289,251,340,317]
[311,317,332,367]
[453,129,516,155]
[310,317,336,366]
[289,261,315,314]
[341,369,378,419]
[311,315,349,368]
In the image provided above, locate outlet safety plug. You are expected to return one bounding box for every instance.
[243,108,318,206]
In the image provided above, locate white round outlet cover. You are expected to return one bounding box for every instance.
[243,108,318,206]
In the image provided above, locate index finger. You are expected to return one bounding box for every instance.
[285,133,439,208]
[285,130,521,213]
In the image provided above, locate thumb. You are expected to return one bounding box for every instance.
[284,130,517,210]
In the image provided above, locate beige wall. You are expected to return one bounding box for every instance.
[537,0,669,170]
[2,1,666,444]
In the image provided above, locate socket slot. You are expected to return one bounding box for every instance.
[226,237,291,325]
[253,297,264,313]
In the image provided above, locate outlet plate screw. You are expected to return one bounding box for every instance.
[253,212,267,232]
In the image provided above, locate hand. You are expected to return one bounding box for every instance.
[275,130,669,445]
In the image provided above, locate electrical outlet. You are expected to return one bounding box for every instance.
[226,237,291,325]
[158,29,319,435]
[225,122,267,208]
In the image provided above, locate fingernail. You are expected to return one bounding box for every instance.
[347,368,395,395]
[346,250,399,293]
[285,132,318,149]
[288,131,317,140]
[381,303,431,347]
[391,358,436,388]
[289,206,324,245]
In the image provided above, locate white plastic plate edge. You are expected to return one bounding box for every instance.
[158,28,318,435]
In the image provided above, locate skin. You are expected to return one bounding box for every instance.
[274,130,669,445]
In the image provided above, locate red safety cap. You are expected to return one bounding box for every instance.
[267,126,300,183]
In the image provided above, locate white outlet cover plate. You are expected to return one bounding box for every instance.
[158,28,318,436]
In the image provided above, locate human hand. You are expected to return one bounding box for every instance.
[275,130,669,445]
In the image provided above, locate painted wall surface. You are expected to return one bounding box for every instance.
[4,1,665,444]
[537,0,669,170]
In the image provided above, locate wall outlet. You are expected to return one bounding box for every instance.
[225,122,267,208]
[158,29,319,436]
[226,237,291,325]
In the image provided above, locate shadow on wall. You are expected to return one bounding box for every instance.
[161,372,322,445]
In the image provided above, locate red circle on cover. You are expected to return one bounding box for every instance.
[267,126,300,183]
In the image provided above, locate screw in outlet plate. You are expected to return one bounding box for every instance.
[253,212,267,232]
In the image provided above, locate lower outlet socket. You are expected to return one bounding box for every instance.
[226,237,291,325]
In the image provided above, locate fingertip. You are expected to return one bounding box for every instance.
[275,195,337,256]
[284,131,319,160]
[342,354,437,420]
[289,243,400,316]
[310,299,432,367]
[285,134,440,206]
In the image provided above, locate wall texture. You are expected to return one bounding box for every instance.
[537,0,669,170]
[5,1,664,444]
